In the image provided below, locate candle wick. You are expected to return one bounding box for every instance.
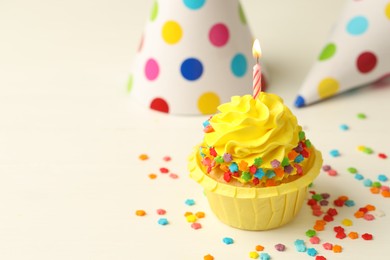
[256,56,259,64]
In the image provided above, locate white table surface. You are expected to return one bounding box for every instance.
[1,0,389,259]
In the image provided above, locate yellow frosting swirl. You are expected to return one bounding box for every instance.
[203,93,302,168]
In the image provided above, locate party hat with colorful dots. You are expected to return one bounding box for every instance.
[128,0,267,115]
[295,0,390,108]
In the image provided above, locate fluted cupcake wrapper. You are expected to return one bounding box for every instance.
[188,147,322,230]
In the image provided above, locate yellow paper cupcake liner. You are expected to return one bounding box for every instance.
[188,146,323,230]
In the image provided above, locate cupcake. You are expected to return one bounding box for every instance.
[188,92,322,230]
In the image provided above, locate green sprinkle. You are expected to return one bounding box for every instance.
[253,157,263,167]
[305,229,316,237]
[357,113,366,119]
[348,167,358,174]
[372,181,382,188]
[241,172,252,182]
[312,194,323,201]
[305,139,312,148]
[215,156,224,163]
[281,157,290,167]
[299,131,306,141]
[308,182,314,188]
[363,147,374,154]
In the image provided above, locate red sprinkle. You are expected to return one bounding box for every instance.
[315,256,327,260]
[336,232,347,239]
[333,226,344,233]
[362,233,373,240]
[163,156,172,161]
[323,214,334,222]
[160,167,169,173]
[327,208,338,217]
[378,153,387,159]
[334,199,344,207]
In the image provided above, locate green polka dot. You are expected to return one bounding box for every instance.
[318,43,336,61]
[238,4,247,25]
[150,1,158,21]
[127,75,133,92]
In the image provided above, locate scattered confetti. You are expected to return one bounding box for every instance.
[138,154,149,160]
[315,256,327,260]
[135,210,146,216]
[249,251,259,259]
[329,149,341,157]
[327,169,338,176]
[186,214,197,223]
[354,173,364,180]
[156,209,166,215]
[341,218,353,226]
[203,254,214,260]
[158,218,169,225]
[185,199,195,206]
[195,212,205,218]
[294,239,306,252]
[339,124,349,131]
[309,236,320,244]
[222,237,234,245]
[322,243,333,250]
[169,173,179,179]
[378,153,387,159]
[348,232,359,239]
[274,243,285,251]
[347,167,358,173]
[307,248,318,256]
[306,229,317,237]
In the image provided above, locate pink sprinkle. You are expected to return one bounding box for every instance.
[160,167,169,174]
[322,165,331,171]
[163,156,172,161]
[310,236,320,244]
[364,213,375,221]
[381,185,390,192]
[169,173,179,179]
[191,222,202,230]
[322,242,333,250]
[327,169,338,176]
[156,209,166,215]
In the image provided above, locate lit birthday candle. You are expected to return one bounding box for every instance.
[252,39,262,99]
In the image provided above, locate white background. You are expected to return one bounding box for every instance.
[1,0,389,259]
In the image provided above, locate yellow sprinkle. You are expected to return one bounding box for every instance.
[249,251,259,259]
[186,214,197,223]
[148,173,157,179]
[135,210,146,216]
[341,218,353,226]
[184,211,193,217]
[357,145,365,151]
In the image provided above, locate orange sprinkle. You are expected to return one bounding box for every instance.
[255,245,264,251]
[265,179,276,187]
[365,204,376,211]
[354,211,365,218]
[313,224,325,231]
[220,164,229,172]
[135,210,146,216]
[148,173,157,179]
[195,211,206,218]
[238,160,248,171]
[370,187,380,194]
[333,244,342,253]
[348,232,359,239]
[139,154,149,160]
[381,190,390,197]
[338,195,349,201]
[288,150,299,160]
[203,254,214,260]
[315,220,327,226]
[184,211,193,217]
[274,167,284,178]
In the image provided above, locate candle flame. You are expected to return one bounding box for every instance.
[252,39,262,59]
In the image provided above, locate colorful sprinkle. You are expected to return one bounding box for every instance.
[160,167,169,173]
[378,174,388,182]
[378,153,387,159]
[348,232,359,239]
[203,254,214,260]
[195,211,205,218]
[347,167,358,173]
[148,173,157,179]
[322,165,331,171]
[169,173,179,179]
[322,243,333,250]
[163,156,171,161]
[354,173,364,180]
[249,251,259,259]
[255,245,264,251]
[362,233,373,240]
[339,124,349,131]
[191,222,202,230]
[222,237,234,245]
[260,253,270,260]
[327,169,338,176]
[274,243,285,251]
[357,113,366,119]
[135,210,146,216]
[158,218,169,225]
[307,248,318,257]
[315,256,327,260]
[329,149,340,157]
[139,154,149,160]
[186,214,197,223]
[332,244,342,253]
[363,179,373,187]
[156,209,166,215]
[344,200,355,207]
[341,218,353,226]
[306,229,317,237]
[309,236,320,244]
[185,199,195,206]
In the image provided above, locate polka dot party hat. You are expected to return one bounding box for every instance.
[295,0,390,108]
[127,0,267,115]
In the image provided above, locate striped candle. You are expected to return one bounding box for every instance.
[252,39,262,99]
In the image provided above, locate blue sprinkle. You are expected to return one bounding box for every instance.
[378,174,388,182]
[344,200,355,207]
[363,179,373,187]
[158,218,169,225]
[260,253,270,260]
[229,162,239,173]
[307,248,318,256]
[354,173,364,180]
[222,237,234,245]
[185,199,195,206]
[295,95,306,108]
[294,239,305,246]
[294,154,304,163]
[266,170,276,178]
[295,244,307,252]
[339,124,349,131]
[254,168,265,179]
[202,120,210,127]
[329,149,340,157]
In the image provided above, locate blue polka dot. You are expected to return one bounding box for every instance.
[183,0,205,10]
[181,58,203,81]
[294,95,305,107]
[346,16,369,35]
[231,53,247,77]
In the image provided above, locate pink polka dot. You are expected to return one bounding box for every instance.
[209,23,229,47]
[145,58,159,80]
[356,51,377,73]
[150,97,169,113]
